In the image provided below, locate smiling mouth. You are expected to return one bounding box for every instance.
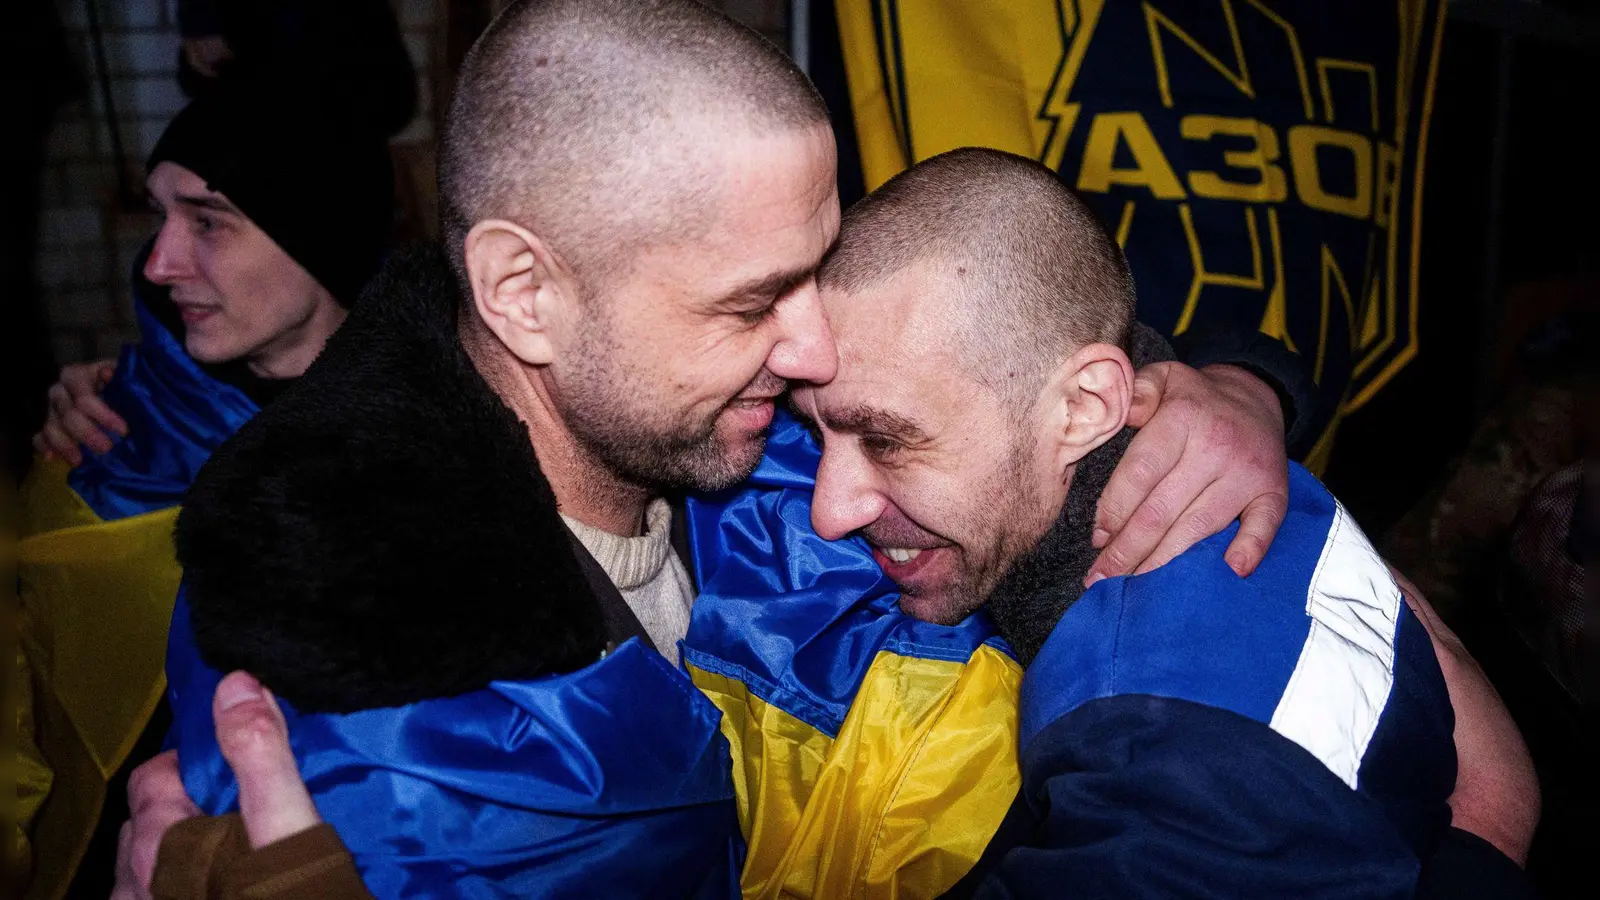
[869,543,948,584]
[176,305,220,324]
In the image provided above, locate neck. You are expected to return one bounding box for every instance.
[247,299,349,379]
[463,331,653,537]
[985,323,1179,665]
[985,427,1134,665]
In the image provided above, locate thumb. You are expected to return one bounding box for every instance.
[213,672,322,848]
[1126,366,1167,429]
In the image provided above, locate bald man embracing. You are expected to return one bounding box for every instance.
[122,139,1536,900]
[106,2,1389,899]
[790,149,1539,898]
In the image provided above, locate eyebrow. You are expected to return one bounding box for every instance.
[819,404,931,443]
[709,265,816,311]
[174,193,242,216]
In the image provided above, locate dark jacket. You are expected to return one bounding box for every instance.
[950,416,1537,900]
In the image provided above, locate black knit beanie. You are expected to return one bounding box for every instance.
[147,92,394,306]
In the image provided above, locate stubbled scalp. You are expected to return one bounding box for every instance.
[820,148,1136,406]
[440,0,828,294]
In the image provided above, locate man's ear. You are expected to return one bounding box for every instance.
[463,219,576,366]
[1040,343,1135,473]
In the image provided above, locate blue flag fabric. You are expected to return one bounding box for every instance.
[682,408,1011,737]
[679,409,1023,899]
[167,598,743,899]
[68,298,259,521]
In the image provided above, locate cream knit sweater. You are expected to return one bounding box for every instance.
[561,498,695,665]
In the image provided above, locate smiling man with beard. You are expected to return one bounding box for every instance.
[786,148,1538,898]
[108,1,839,894]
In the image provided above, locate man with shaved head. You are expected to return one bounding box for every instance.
[105,1,1340,897]
[113,3,839,896]
[806,148,1141,630]
[440,0,840,509]
[439,0,842,498]
[782,148,1536,897]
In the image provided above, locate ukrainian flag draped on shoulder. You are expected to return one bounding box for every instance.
[166,597,743,899]
[683,409,1023,899]
[833,0,1445,471]
[17,294,257,900]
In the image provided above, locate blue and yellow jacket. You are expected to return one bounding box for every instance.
[17,296,258,900]
[164,411,1022,900]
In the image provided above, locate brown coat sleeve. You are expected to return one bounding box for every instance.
[152,814,373,900]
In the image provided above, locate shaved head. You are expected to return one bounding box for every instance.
[444,0,840,507]
[802,149,1139,624]
[820,148,1135,406]
[441,0,828,290]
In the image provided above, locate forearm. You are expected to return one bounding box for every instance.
[1172,323,1316,451]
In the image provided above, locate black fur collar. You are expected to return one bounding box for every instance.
[985,325,1177,666]
[176,245,606,714]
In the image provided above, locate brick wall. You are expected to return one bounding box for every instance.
[36,0,786,366]
[36,0,438,365]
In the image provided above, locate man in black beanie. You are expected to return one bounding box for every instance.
[33,92,393,462]
[16,92,393,899]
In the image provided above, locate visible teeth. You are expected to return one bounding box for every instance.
[883,547,922,564]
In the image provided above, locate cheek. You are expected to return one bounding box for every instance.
[208,242,314,326]
[679,326,773,397]
[191,241,228,299]
[879,473,959,534]
[918,463,1027,547]
[974,461,1053,551]
[196,240,266,315]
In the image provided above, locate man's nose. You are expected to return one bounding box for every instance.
[811,444,885,541]
[766,282,838,387]
[143,221,196,285]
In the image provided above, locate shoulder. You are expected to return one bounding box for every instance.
[1022,466,1428,787]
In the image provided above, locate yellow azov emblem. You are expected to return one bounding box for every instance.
[836,0,1447,464]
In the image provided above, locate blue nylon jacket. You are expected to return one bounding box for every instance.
[976,465,1456,898]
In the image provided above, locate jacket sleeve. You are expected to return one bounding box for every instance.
[1416,828,1541,900]
[153,814,371,900]
[968,695,1423,900]
[1171,323,1320,455]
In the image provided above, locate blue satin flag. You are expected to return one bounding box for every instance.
[168,598,743,899]
[68,297,258,521]
[683,407,1009,737]
[680,408,1023,900]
